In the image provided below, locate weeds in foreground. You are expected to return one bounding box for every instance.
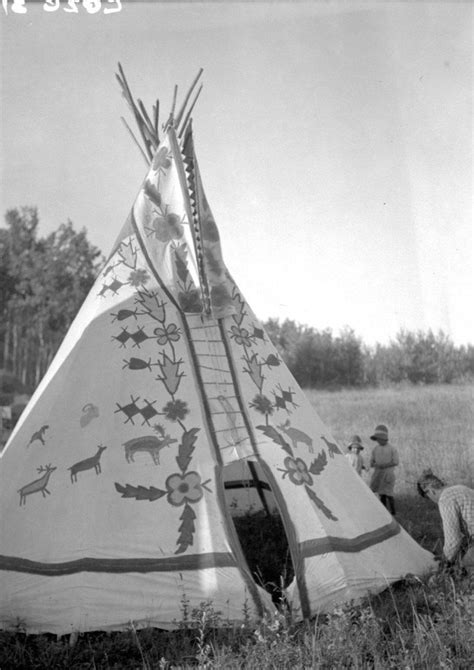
[1,571,472,669]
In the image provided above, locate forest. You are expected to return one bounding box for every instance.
[1,207,473,396]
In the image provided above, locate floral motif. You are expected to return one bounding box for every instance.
[210,283,231,307]
[283,456,313,486]
[202,214,220,242]
[151,147,172,173]
[150,212,184,243]
[178,290,203,313]
[128,269,149,287]
[163,399,189,422]
[154,323,181,345]
[249,394,274,417]
[204,248,224,278]
[230,325,252,347]
[165,471,204,507]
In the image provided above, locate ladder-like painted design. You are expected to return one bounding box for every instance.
[185,313,255,465]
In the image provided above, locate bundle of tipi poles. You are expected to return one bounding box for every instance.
[116,63,204,164]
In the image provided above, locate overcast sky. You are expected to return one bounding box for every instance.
[1,1,472,345]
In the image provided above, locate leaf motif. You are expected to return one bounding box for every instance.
[231,290,246,326]
[135,290,166,322]
[305,486,338,521]
[175,502,196,554]
[157,353,184,396]
[118,242,138,270]
[174,245,191,286]
[244,354,265,392]
[143,180,162,210]
[256,425,293,456]
[176,428,200,472]
[309,450,328,475]
[114,482,166,502]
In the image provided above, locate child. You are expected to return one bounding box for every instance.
[345,435,366,476]
[369,424,399,515]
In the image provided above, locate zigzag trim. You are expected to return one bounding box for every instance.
[179,124,210,312]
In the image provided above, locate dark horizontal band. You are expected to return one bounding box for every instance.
[1,521,400,577]
[0,551,237,577]
[299,519,400,558]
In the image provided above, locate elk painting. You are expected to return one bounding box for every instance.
[123,434,177,465]
[69,445,107,483]
[18,464,56,506]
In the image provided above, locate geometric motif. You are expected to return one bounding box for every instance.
[114,396,159,425]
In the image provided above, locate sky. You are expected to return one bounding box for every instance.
[0,1,472,346]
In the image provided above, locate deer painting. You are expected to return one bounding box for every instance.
[278,420,314,453]
[123,434,177,465]
[69,445,107,483]
[18,464,56,505]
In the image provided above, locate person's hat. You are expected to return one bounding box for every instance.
[347,435,364,450]
[370,424,389,441]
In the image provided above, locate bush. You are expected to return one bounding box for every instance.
[0,370,25,395]
[263,321,474,388]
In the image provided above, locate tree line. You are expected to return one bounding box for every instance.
[265,319,474,389]
[1,207,472,396]
[0,207,102,393]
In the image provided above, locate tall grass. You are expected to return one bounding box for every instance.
[1,384,473,668]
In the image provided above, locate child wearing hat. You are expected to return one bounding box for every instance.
[345,435,366,476]
[369,424,399,515]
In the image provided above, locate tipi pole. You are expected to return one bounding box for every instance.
[178,85,203,139]
[175,68,204,129]
[120,117,150,166]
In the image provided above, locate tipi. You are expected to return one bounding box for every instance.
[0,69,435,635]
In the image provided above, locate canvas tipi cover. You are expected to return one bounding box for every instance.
[0,72,436,634]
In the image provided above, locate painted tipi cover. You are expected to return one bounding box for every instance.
[0,70,436,634]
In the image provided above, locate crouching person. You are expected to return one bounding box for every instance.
[417,469,474,574]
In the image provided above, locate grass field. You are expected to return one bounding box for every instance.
[309,383,474,493]
[1,384,473,668]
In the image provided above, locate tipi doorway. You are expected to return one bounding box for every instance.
[223,461,295,603]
